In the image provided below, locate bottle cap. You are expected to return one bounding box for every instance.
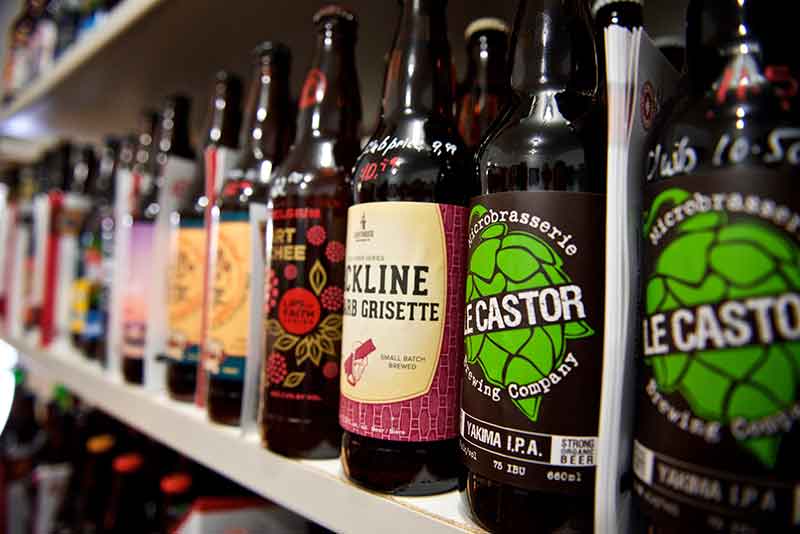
[252,40,291,63]
[113,453,144,474]
[160,473,193,494]
[465,17,510,40]
[86,434,115,454]
[314,4,356,23]
[592,0,644,16]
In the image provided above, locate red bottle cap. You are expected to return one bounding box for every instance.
[112,453,143,474]
[161,472,193,495]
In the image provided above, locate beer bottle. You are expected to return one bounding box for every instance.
[76,136,122,365]
[261,5,361,459]
[636,2,800,532]
[103,453,154,533]
[123,97,194,386]
[75,433,116,532]
[0,166,20,320]
[41,141,78,346]
[460,0,605,530]
[206,42,293,426]
[340,0,471,495]
[68,145,99,348]
[164,76,239,402]
[457,18,510,148]
[159,472,194,532]
[121,112,160,384]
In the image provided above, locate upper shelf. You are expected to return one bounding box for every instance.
[0,0,517,151]
[4,335,484,534]
[0,0,687,157]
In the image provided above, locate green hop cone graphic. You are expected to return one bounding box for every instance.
[465,205,594,422]
[644,188,800,468]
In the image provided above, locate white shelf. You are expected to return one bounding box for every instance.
[0,0,517,149]
[0,0,166,127]
[4,336,484,534]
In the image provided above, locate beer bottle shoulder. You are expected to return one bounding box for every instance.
[353,115,474,205]
[649,90,800,184]
[477,93,599,194]
[269,139,354,204]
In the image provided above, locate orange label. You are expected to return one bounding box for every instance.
[206,220,251,375]
[167,224,205,360]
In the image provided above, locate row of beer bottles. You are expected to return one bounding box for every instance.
[459,1,800,534]
[0,374,313,533]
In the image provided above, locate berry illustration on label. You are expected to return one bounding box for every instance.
[465,204,595,423]
[643,188,800,468]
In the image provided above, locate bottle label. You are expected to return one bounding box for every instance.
[339,201,467,442]
[263,202,346,419]
[459,192,605,494]
[122,222,155,360]
[206,214,251,381]
[635,173,800,531]
[69,278,90,336]
[166,218,205,365]
[70,242,103,338]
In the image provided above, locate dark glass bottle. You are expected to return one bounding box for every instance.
[74,433,117,533]
[457,18,510,148]
[636,2,800,533]
[261,5,362,459]
[122,100,190,386]
[75,137,121,364]
[460,1,605,532]
[341,0,470,496]
[67,144,99,348]
[158,472,194,532]
[103,453,154,533]
[0,166,21,319]
[206,42,293,426]
[41,141,77,346]
[164,77,239,402]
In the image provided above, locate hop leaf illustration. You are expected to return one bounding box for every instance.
[465,205,594,423]
[644,188,800,468]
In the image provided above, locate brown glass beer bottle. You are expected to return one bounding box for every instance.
[340,0,472,495]
[206,42,293,426]
[460,0,605,531]
[121,110,163,385]
[636,1,800,533]
[165,74,240,402]
[260,5,361,458]
[126,96,196,386]
[457,18,510,148]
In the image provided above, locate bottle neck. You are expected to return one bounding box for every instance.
[242,56,292,166]
[510,0,598,96]
[207,86,242,149]
[381,0,454,121]
[159,101,194,161]
[464,32,508,92]
[293,29,361,145]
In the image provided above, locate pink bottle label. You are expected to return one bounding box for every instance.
[339,202,466,442]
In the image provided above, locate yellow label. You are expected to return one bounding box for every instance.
[70,278,90,334]
[206,221,251,372]
[167,225,205,358]
[340,202,447,404]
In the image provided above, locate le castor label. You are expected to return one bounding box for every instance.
[459,191,606,495]
[340,202,467,442]
[166,218,205,365]
[635,173,800,531]
[206,214,251,381]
